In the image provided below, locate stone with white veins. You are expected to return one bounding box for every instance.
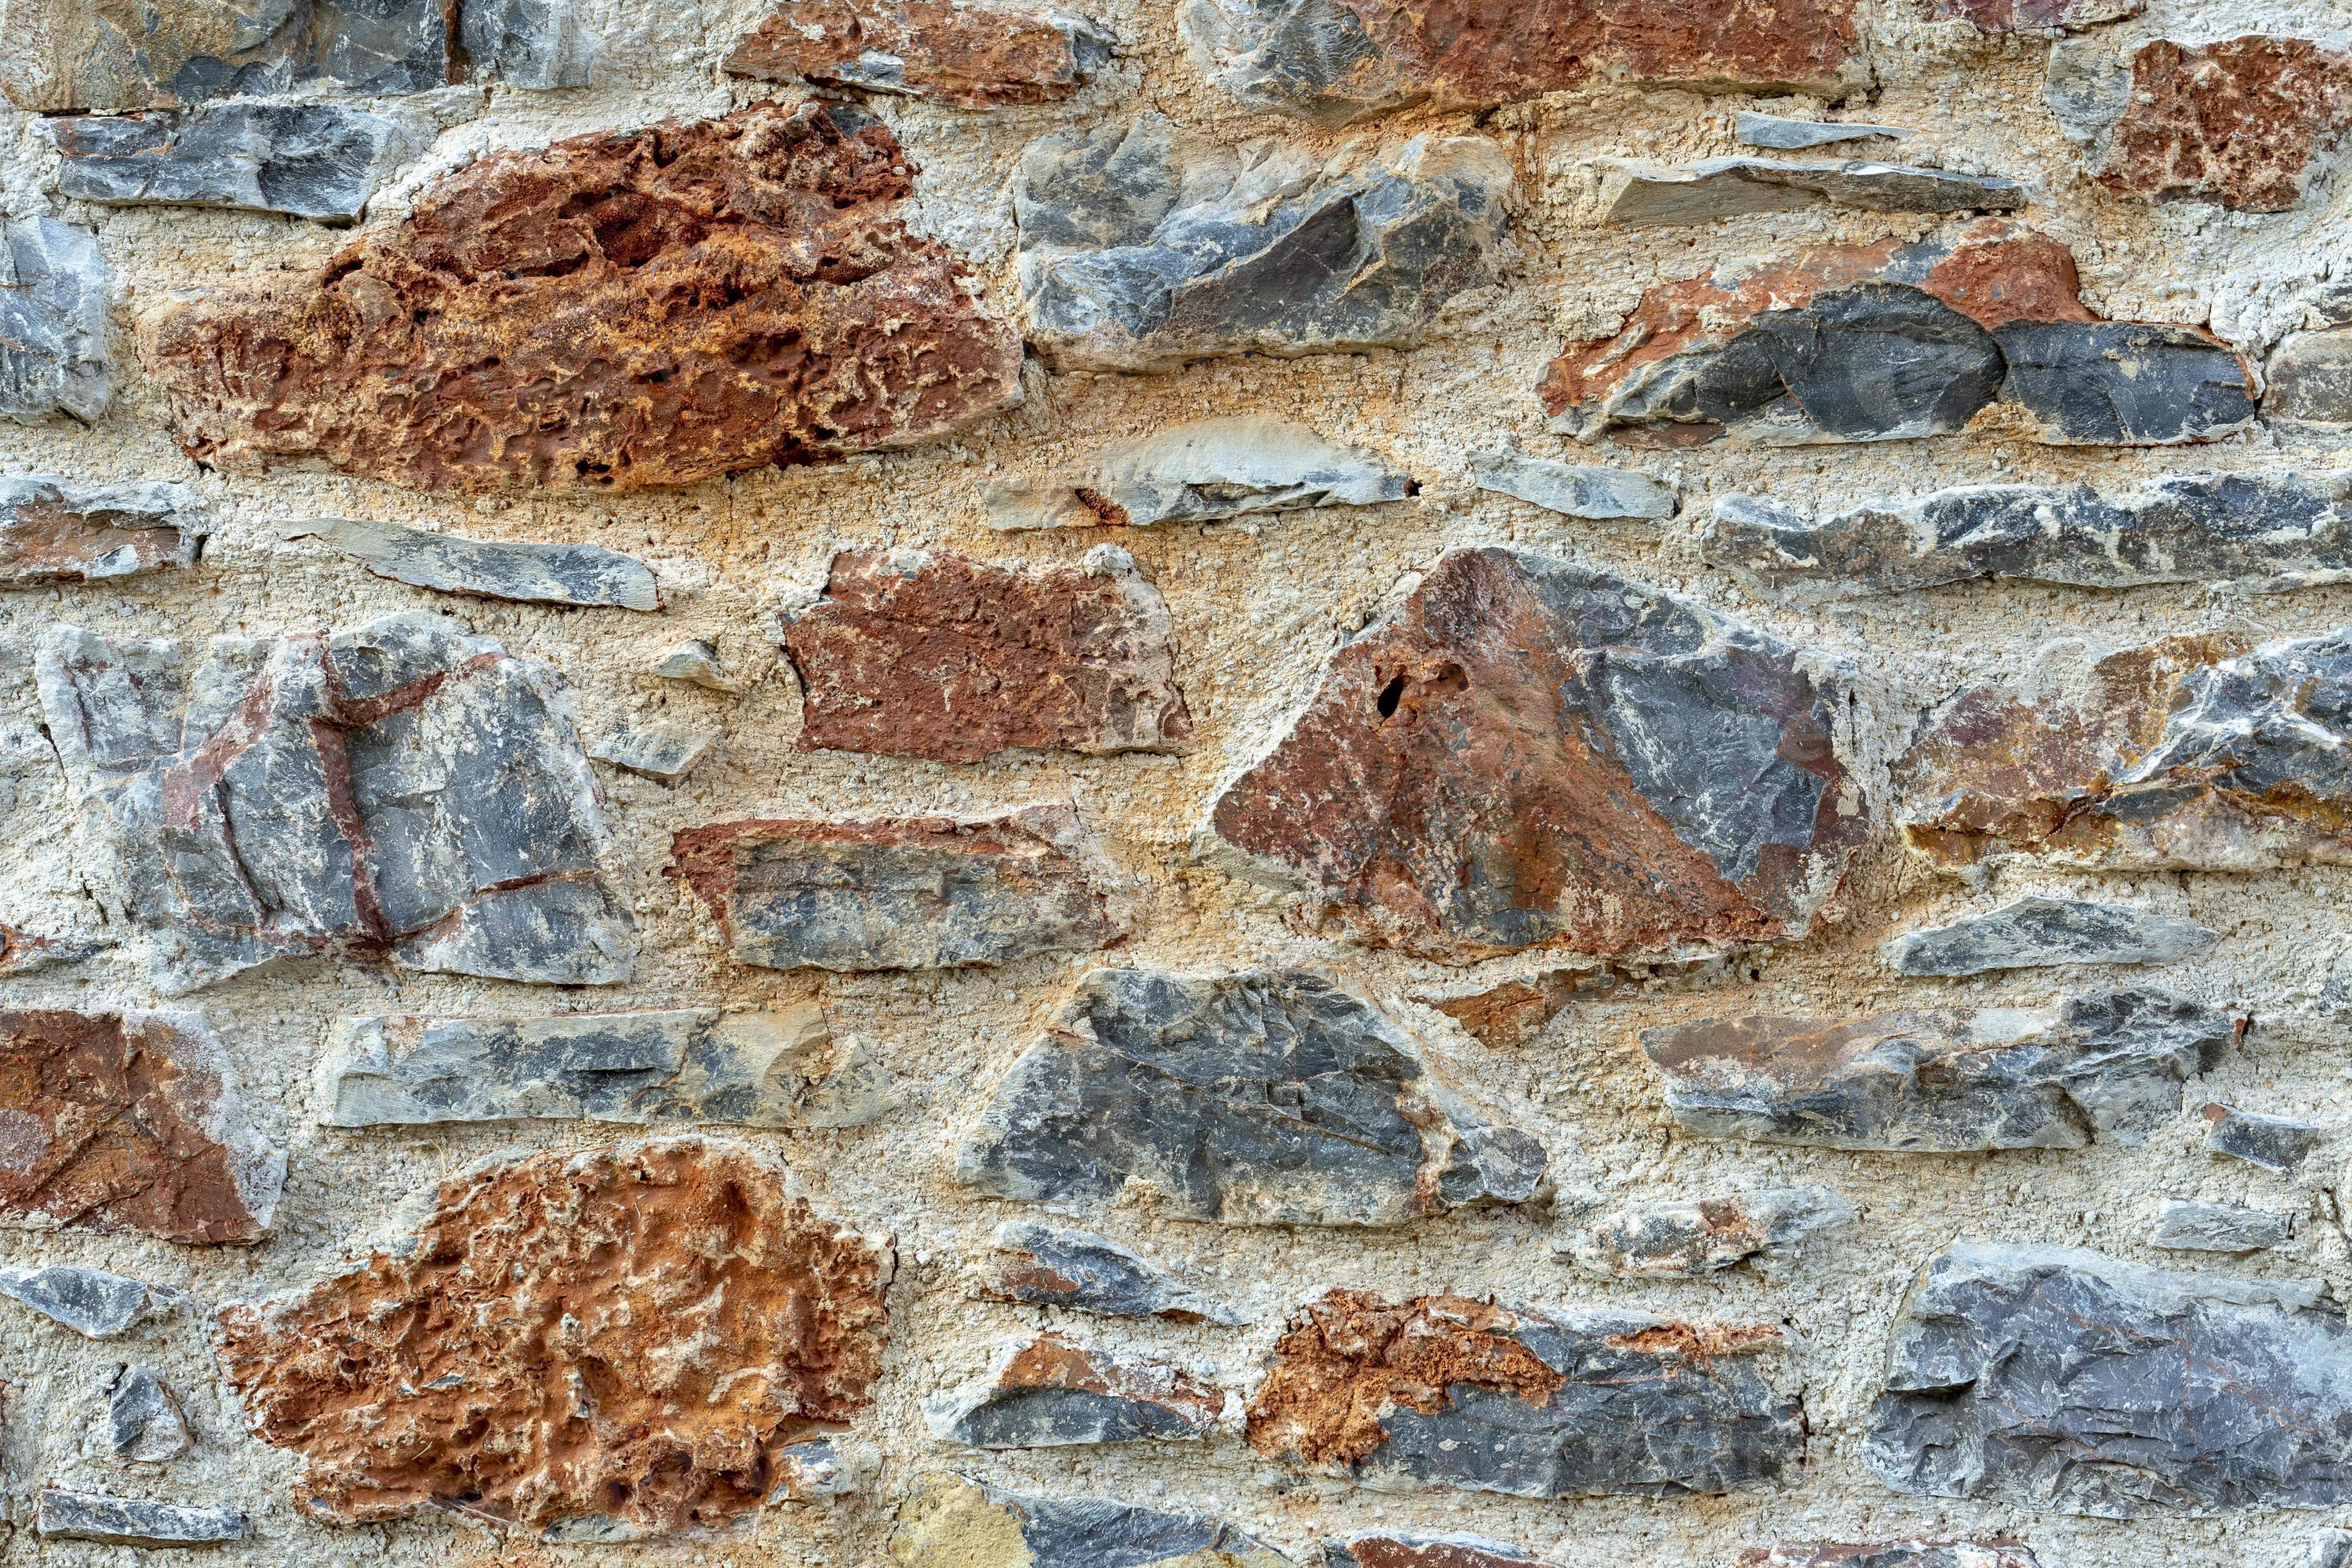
[984,415,1412,530]
[286,516,661,610]
[978,1220,1242,1323]
[589,718,718,783]
[2151,1198,2297,1253]
[1882,897,2216,975]
[1735,112,1909,149]
[49,102,429,223]
[0,1265,177,1338]
[106,1364,191,1462]
[462,0,601,87]
[0,478,205,585]
[1598,158,2027,228]
[35,1488,244,1545]
[1471,450,1674,519]
[0,216,112,423]
[2204,1103,2322,1173]
[1562,1186,1851,1278]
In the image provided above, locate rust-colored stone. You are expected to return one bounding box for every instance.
[138,102,1022,494]
[726,0,1109,105]
[215,1138,888,1536]
[2081,37,2352,212]
[1416,958,1720,1048]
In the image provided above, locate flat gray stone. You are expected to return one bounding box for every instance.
[50,102,427,222]
[1735,112,1910,149]
[1561,1186,1851,1278]
[1598,158,2026,228]
[106,1363,190,1462]
[1738,1548,2040,1568]
[462,0,599,87]
[0,478,203,585]
[2151,1198,2296,1253]
[1471,450,1674,519]
[985,414,1412,530]
[2000,320,2256,444]
[317,1004,890,1128]
[35,1488,243,1545]
[958,967,1547,1226]
[0,217,112,423]
[978,1221,1241,1323]
[922,1334,1226,1448]
[0,1264,175,1338]
[2205,1103,2322,1174]
[892,1474,1298,1566]
[1865,1240,2352,1516]
[1882,897,2217,975]
[287,516,660,609]
[588,718,717,783]
[2270,328,2352,426]
[650,638,742,691]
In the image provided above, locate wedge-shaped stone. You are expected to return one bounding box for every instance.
[727,0,1111,105]
[37,612,634,991]
[2205,1103,2322,1174]
[925,1334,1225,1448]
[0,217,111,423]
[107,1364,190,1462]
[958,969,1547,1226]
[1016,116,1510,372]
[1248,1290,1802,1496]
[986,415,1412,530]
[587,718,717,783]
[1735,114,1907,149]
[0,478,203,585]
[1562,1186,1851,1278]
[1327,1537,1555,1567]
[1470,450,1673,519]
[288,517,659,608]
[35,1489,242,1545]
[1600,158,2026,228]
[142,103,1022,493]
[670,806,1122,972]
[0,1010,282,1244]
[978,1221,1240,1322]
[218,1139,890,1536]
[0,1264,177,1338]
[890,1474,1298,1566]
[1210,546,1865,964]
[1865,1241,2352,1516]
[1883,897,2215,976]
[50,102,428,222]
[1738,1546,2041,1568]
[2,0,449,110]
[782,548,1190,760]
[1644,990,2231,1152]
[2151,1198,2295,1254]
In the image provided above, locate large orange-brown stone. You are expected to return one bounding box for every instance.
[726,0,1111,105]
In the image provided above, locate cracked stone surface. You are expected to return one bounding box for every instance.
[1210,546,1865,964]
[2205,1103,2322,1173]
[50,102,429,222]
[2271,329,2352,426]
[1865,1241,2352,1516]
[0,216,112,423]
[890,1473,1298,1566]
[462,0,598,86]
[1,0,450,110]
[34,1488,243,1544]
[1470,450,1674,519]
[287,516,660,609]
[1326,1536,1556,1567]
[141,102,1023,493]
[978,1221,1241,1323]
[1561,1186,1851,1278]
[1598,158,2026,228]
[106,1363,190,1462]
[588,718,718,783]
[923,1333,1226,1447]
[1882,897,2216,975]
[216,1138,890,1537]
[0,1264,177,1338]
[36,611,636,992]
[1737,113,1906,148]
[2150,1198,2295,1254]
[985,414,1412,530]
[957,968,1548,1226]
[1642,990,2232,1152]
[1738,1548,2041,1568]
[727,0,1111,105]
[0,478,203,586]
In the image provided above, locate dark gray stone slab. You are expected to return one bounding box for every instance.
[923,1334,1226,1448]
[35,1488,243,1544]
[0,218,112,423]
[50,102,426,222]
[0,478,204,585]
[0,1264,176,1338]
[107,1363,190,1462]
[891,1474,1298,1566]
[2205,1103,2322,1173]
[2151,1198,2296,1253]
[1561,1186,1850,1278]
[1600,158,2026,228]
[462,0,599,87]
[985,414,1412,530]
[588,718,717,783]
[1864,1240,2352,1517]
[1735,112,1909,149]
[1471,450,1674,519]
[957,968,1547,1226]
[1882,897,2216,975]
[1997,321,2255,444]
[2271,329,2352,426]
[288,516,660,608]
[979,1221,1242,1323]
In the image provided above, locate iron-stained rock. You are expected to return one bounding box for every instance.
[1561,1186,1851,1278]
[1210,546,1864,964]
[107,1364,190,1462]
[1865,1240,2352,1515]
[1738,1547,2041,1568]
[287,516,660,609]
[890,1474,1298,1566]
[0,478,203,586]
[1248,1290,1802,1496]
[50,102,427,222]
[1015,116,1510,372]
[588,719,718,783]
[37,612,635,991]
[978,1221,1241,1323]
[1643,990,2231,1152]
[2205,1103,2322,1174]
[2,0,450,110]
[2150,1198,2295,1254]
[924,1334,1226,1447]
[34,1488,242,1545]
[1599,158,2026,228]
[1882,898,2215,976]
[1414,957,1722,1049]
[0,923,108,974]
[2270,329,2352,426]
[0,1264,176,1338]
[727,0,1110,105]
[958,968,1547,1226]
[986,415,1412,530]
[462,0,599,87]
[0,217,111,424]
[1735,113,1907,149]
[1470,450,1674,519]
[1326,1537,1555,1567]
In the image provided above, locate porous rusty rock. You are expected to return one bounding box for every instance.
[923,1332,1226,1447]
[726,0,1112,105]
[1326,1535,1557,1568]
[215,1138,889,1537]
[782,548,1190,762]
[0,1009,282,1245]
[139,102,1022,494]
[1738,1546,2040,1568]
[1210,546,1864,965]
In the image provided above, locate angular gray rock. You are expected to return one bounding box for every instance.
[2150,1198,2296,1253]
[985,415,1413,530]
[650,639,744,691]
[2001,321,2257,444]
[588,718,717,783]
[0,217,111,423]
[1561,1186,1852,1278]
[2318,1527,2352,1568]
[49,102,428,222]
[1598,158,2026,228]
[287,516,661,609]
[978,1221,1241,1323]
[1735,112,1909,149]
[1015,117,1510,371]
[107,1364,191,1462]
[958,968,1548,1226]
[770,1436,854,1501]
[1865,1241,2352,1516]
[2205,1103,2322,1173]
[0,478,204,585]
[1643,990,2233,1152]
[1882,897,2217,975]
[462,0,600,87]
[0,1264,176,1338]
[1471,450,1674,520]
[891,1474,1298,1566]
[35,1488,244,1544]
[923,1334,1226,1448]
[3,0,450,110]
[2270,329,2352,426]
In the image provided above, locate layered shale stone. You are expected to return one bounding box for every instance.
[317,1005,891,1129]
[1736,113,1906,149]
[37,613,635,991]
[670,806,1122,971]
[1015,116,1510,371]
[0,478,204,586]
[1414,957,1722,1049]
[1326,1536,1554,1567]
[782,548,1190,759]
[216,1139,890,1536]
[1738,1547,2040,1568]
[1643,990,2232,1152]
[986,415,1412,530]
[1561,1186,1851,1278]
[0,1010,283,1244]
[49,102,428,222]
[1865,1241,2352,1515]
[1247,1290,1802,1497]
[2150,1198,2295,1253]
[0,0,449,110]
[286,516,660,609]
[726,0,1112,105]
[0,1264,176,1338]
[1598,158,2026,229]
[587,718,718,783]
[34,1489,242,1545]
[2270,329,2352,426]
[141,103,1022,493]
[1470,450,1673,520]
[461,0,599,87]
[923,1334,1226,1447]
[890,1474,1298,1566]
[1882,897,2216,976]
[0,217,112,423]
[978,1221,1241,1323]
[958,968,1547,1226]
[2205,1103,2322,1174]
[107,1364,190,1462]
[1178,0,1864,126]
[1210,546,1864,964]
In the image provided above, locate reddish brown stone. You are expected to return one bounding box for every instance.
[215,1138,888,1536]
[726,0,1110,106]
[1331,1535,1558,1568]
[0,1010,282,1246]
[782,549,1190,762]
[1415,958,1720,1048]
[138,102,1022,494]
[2069,36,2352,212]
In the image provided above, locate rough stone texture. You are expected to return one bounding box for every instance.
[462,0,599,87]
[726,0,1112,105]
[1737,113,1907,148]
[1412,958,1721,1049]
[922,1333,1226,1447]
[588,718,718,783]
[890,1474,1298,1566]
[108,1363,191,1462]
[986,415,1413,530]
[1882,897,2216,975]
[0,478,204,586]
[1561,1186,1852,1278]
[36,612,636,991]
[781,548,1190,759]
[1931,0,2133,31]
[2270,329,2352,426]
[1326,1537,1554,1568]
[669,805,1122,971]
[1210,546,1864,964]
[50,102,427,223]
[958,968,1547,1226]
[1470,450,1674,519]
[287,516,661,609]
[35,1487,244,1544]
[1015,117,1510,371]
[1865,1241,2352,1517]
[0,923,108,974]
[2205,1103,2322,1174]
[0,1264,176,1338]
[2150,1198,2294,1253]
[1598,158,2027,228]
[2320,1529,2352,1568]
[978,1220,1241,1323]
[0,216,112,424]
[651,638,742,691]
[215,1139,890,1537]
[1542,222,2254,447]
[316,1004,891,1129]
[1738,1548,2040,1568]
[0,0,449,110]
[1246,1290,1802,1496]
[1178,0,1866,126]
[0,1009,283,1244]
[1643,990,2232,1152]
[141,103,1023,494]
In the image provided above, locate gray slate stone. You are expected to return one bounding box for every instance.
[106,1364,190,1462]
[2150,1198,2297,1253]
[770,1436,854,1501]
[1599,158,2026,228]
[892,1474,1298,1566]
[2317,1527,2352,1568]
[0,924,111,974]
[462,0,600,87]
[588,718,717,783]
[1882,897,2217,975]
[0,478,204,585]
[50,102,426,222]
[922,1337,1223,1449]
[1561,1186,1851,1278]
[1735,112,1910,149]
[1471,450,1674,520]
[957,968,1548,1226]
[1998,321,2254,444]
[0,217,112,423]
[35,1488,243,1544]
[2270,328,2352,426]
[0,1264,175,1338]
[317,1004,890,1128]
[2205,1103,2322,1173]
[650,638,742,691]
[1865,1240,2352,1516]
[978,1220,1242,1323]
[985,414,1412,530]
[287,516,660,609]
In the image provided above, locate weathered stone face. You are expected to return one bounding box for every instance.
[2204,1103,2322,1173]
[0,478,203,585]
[107,1364,190,1462]
[2150,1198,2294,1254]
[1736,113,1906,149]
[141,103,1022,493]
[1470,451,1674,520]
[35,1489,243,1546]
[958,968,1548,1226]
[50,102,427,222]
[0,217,113,424]
[1929,0,2134,31]
[0,923,107,974]
[1210,546,1864,965]
[588,718,718,783]
[0,1009,283,1244]
[890,1474,1298,1566]
[1561,1186,1851,1278]
[1246,1290,1802,1497]
[0,1264,178,1338]
[978,1221,1240,1322]
[462,0,598,86]
[286,517,660,609]
[216,1139,890,1537]
[1738,1546,2041,1568]
[1643,990,2232,1152]
[1882,897,2216,975]
[923,1333,1226,1447]
[727,0,1112,105]
[670,806,1122,971]
[2,0,450,110]
[782,549,1190,760]
[2270,329,2352,426]
[986,415,1413,530]
[1865,1242,2352,1516]
[36,612,635,992]
[1326,1536,1554,1568]
[1598,158,2026,229]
